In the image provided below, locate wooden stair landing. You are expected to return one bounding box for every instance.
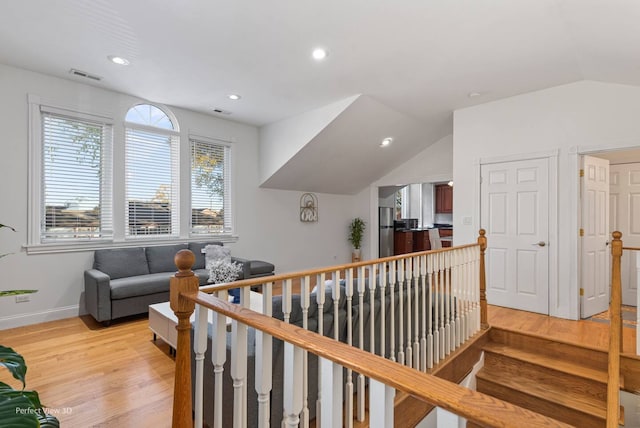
[475,327,624,428]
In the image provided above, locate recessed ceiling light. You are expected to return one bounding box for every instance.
[380,137,393,147]
[468,92,481,98]
[108,55,130,66]
[228,94,241,100]
[312,48,328,61]
[448,181,454,187]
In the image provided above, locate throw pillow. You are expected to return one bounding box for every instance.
[204,244,231,268]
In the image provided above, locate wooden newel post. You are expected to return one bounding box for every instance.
[170,249,199,428]
[606,231,623,428]
[478,229,488,328]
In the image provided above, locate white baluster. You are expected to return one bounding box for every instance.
[332,270,341,341]
[420,254,428,372]
[256,283,273,428]
[300,276,311,428]
[442,250,455,358]
[433,253,440,365]
[194,304,209,428]
[283,343,303,428]
[282,278,292,324]
[427,254,434,370]
[441,252,448,359]
[379,262,387,359]
[397,258,405,365]
[368,265,377,355]
[344,268,354,428]
[388,261,396,363]
[356,265,366,422]
[231,311,248,427]
[405,257,413,368]
[316,273,326,424]
[412,255,420,369]
[320,357,343,428]
[212,289,228,428]
[450,250,460,350]
[369,379,395,428]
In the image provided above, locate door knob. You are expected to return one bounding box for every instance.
[532,241,546,247]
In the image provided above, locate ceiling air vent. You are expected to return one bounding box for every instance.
[69,68,102,81]
[212,108,231,115]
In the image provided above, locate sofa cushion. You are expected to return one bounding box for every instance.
[189,242,223,270]
[146,244,189,273]
[110,272,174,300]
[249,260,274,276]
[94,247,149,280]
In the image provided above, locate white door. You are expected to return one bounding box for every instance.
[481,158,549,314]
[610,163,639,307]
[581,155,610,318]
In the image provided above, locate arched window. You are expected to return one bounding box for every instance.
[124,104,179,238]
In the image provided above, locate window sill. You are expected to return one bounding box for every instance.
[24,235,239,255]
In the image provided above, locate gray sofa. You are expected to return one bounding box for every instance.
[192,277,431,427]
[84,242,274,325]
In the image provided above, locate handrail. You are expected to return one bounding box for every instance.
[198,242,481,293]
[168,229,570,427]
[622,246,640,251]
[185,290,571,428]
[606,231,623,428]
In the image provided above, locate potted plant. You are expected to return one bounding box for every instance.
[348,217,366,262]
[0,224,37,298]
[0,345,59,427]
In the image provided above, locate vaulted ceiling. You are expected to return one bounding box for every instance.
[2,1,639,193]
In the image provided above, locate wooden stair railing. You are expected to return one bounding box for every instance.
[171,290,569,428]
[607,231,623,428]
[165,230,566,427]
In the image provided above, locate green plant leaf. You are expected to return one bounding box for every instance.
[0,345,27,388]
[0,290,38,297]
[38,410,61,427]
[0,394,40,428]
[0,224,17,232]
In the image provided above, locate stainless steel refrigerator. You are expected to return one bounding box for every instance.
[379,207,394,257]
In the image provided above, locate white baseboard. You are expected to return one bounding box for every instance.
[0,305,80,330]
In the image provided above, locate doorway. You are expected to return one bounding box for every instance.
[480,156,552,315]
[581,149,640,315]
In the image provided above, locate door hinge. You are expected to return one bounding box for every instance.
[579,228,584,237]
[580,169,584,177]
[580,288,584,296]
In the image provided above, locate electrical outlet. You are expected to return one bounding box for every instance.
[463,216,472,226]
[15,295,30,303]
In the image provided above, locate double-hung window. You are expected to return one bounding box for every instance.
[124,104,179,238]
[190,136,233,235]
[37,106,113,243]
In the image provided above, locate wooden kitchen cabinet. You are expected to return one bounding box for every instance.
[413,230,431,252]
[394,231,414,255]
[435,184,453,213]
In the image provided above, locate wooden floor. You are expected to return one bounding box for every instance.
[0,305,636,427]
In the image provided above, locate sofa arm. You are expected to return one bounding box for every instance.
[84,269,112,323]
[231,256,252,280]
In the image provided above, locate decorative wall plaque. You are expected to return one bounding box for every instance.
[299,193,318,222]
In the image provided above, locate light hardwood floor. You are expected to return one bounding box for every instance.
[0,306,635,427]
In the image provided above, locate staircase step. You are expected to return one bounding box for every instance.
[488,328,609,372]
[482,342,622,399]
[476,366,607,427]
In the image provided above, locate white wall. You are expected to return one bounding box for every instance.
[453,80,640,319]
[0,64,357,328]
[258,95,358,185]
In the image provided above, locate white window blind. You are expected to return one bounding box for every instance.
[125,127,179,238]
[41,111,112,241]
[190,137,233,235]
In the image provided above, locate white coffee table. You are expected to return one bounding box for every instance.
[149,290,263,352]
